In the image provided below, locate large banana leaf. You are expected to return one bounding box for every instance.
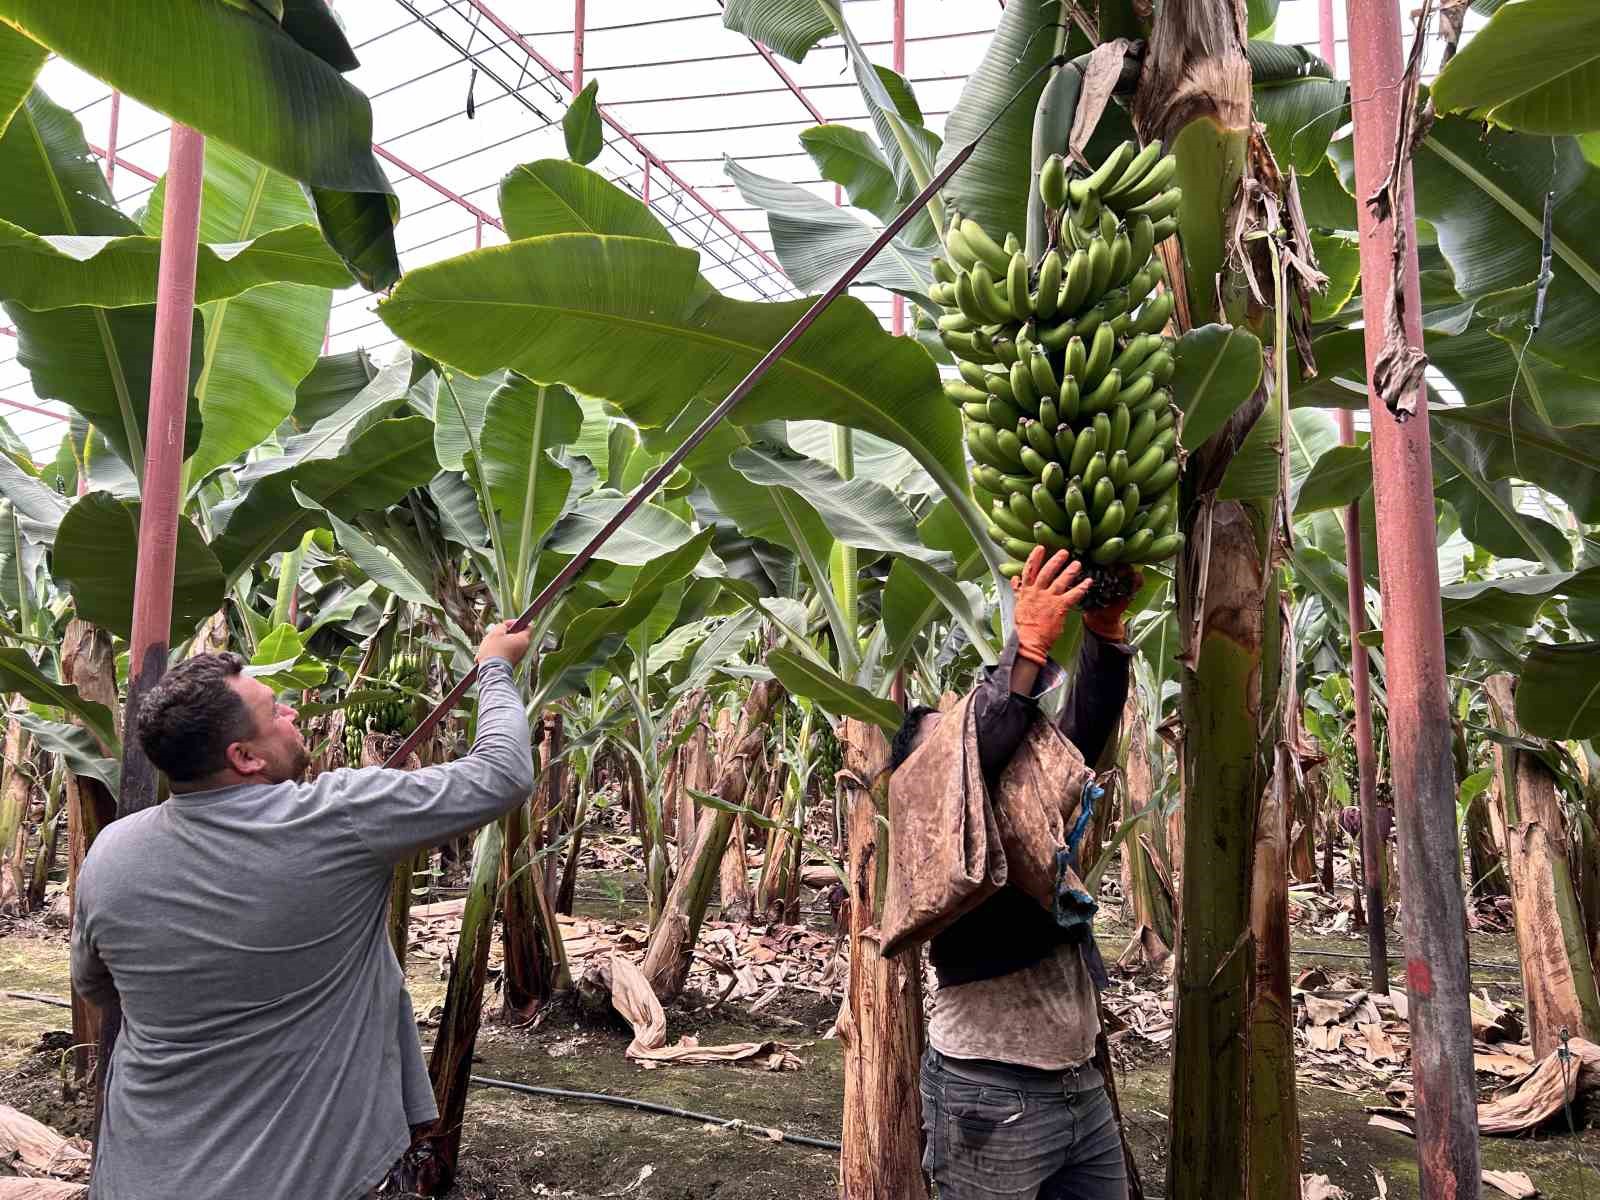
[432,369,501,473]
[500,159,675,243]
[1174,324,1266,452]
[1247,42,1346,176]
[0,22,43,134]
[799,125,902,224]
[477,373,583,606]
[1433,396,1600,525]
[882,496,995,668]
[0,89,202,469]
[52,490,224,640]
[1413,113,1600,380]
[724,158,934,293]
[728,443,948,567]
[0,0,400,289]
[766,646,902,732]
[292,348,375,427]
[1517,641,1600,738]
[1427,303,1599,429]
[1294,444,1372,515]
[719,0,833,60]
[0,647,119,750]
[1440,567,1600,633]
[0,221,349,309]
[210,415,438,581]
[377,231,999,576]
[0,451,67,542]
[1431,0,1600,136]
[145,142,337,483]
[563,80,603,166]
[935,0,1063,248]
[14,712,120,796]
[545,493,712,571]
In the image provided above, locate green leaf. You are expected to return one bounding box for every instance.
[724,157,934,293]
[13,712,119,796]
[0,23,45,136]
[728,443,949,565]
[883,496,991,659]
[1414,114,1600,380]
[1219,406,1335,502]
[1174,324,1265,451]
[1310,233,1361,323]
[562,79,603,165]
[0,220,351,310]
[430,369,500,473]
[1430,0,1600,135]
[720,0,834,62]
[246,622,327,690]
[1517,641,1600,738]
[478,373,583,602]
[500,158,674,243]
[935,0,1063,248]
[211,415,439,581]
[0,89,204,470]
[0,451,68,541]
[1433,394,1600,523]
[52,490,225,641]
[544,493,708,570]
[767,646,902,732]
[305,494,438,610]
[303,579,377,639]
[1171,117,1250,323]
[0,647,118,751]
[292,348,375,428]
[148,142,338,484]
[1294,443,1372,514]
[377,230,984,556]
[800,125,899,223]
[1440,567,1600,633]
[1297,160,1358,232]
[1248,42,1344,175]
[0,0,400,289]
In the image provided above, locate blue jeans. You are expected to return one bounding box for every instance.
[920,1049,1129,1200]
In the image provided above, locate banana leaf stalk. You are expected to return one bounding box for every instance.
[26,757,64,912]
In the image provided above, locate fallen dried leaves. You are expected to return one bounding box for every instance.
[0,1106,91,1189]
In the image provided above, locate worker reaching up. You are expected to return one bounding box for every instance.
[71,623,535,1200]
[888,546,1137,1200]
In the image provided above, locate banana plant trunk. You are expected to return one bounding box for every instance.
[1484,675,1600,1056]
[418,819,503,1192]
[756,760,794,917]
[1581,749,1600,969]
[641,681,782,1002]
[499,792,569,1022]
[26,761,64,912]
[718,747,762,924]
[0,700,31,911]
[676,703,712,878]
[1118,697,1175,968]
[538,713,567,904]
[61,619,118,1085]
[838,717,927,1200]
[1134,3,1298,1195]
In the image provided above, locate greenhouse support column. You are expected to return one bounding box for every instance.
[890,0,906,338]
[1346,4,1480,1196]
[572,0,585,93]
[105,92,120,188]
[119,123,205,816]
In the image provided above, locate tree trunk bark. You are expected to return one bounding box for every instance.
[1119,699,1175,968]
[1580,752,1600,971]
[676,704,711,878]
[26,761,64,912]
[640,681,782,1002]
[1133,5,1298,1193]
[756,761,794,918]
[837,717,928,1200]
[0,700,32,913]
[538,713,566,905]
[718,746,762,924]
[61,619,118,1086]
[1485,675,1600,1056]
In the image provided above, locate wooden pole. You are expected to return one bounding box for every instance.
[1345,3,1480,1193]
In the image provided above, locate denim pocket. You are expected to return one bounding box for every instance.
[919,1081,944,1174]
[941,1081,1027,1129]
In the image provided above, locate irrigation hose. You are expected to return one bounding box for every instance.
[468,1075,843,1153]
[383,45,1136,770]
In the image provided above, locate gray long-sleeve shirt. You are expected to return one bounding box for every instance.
[71,657,533,1200]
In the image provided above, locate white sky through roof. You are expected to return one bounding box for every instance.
[0,0,1483,460]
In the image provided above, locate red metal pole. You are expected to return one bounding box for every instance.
[1323,0,1387,1000]
[572,0,585,93]
[105,91,120,189]
[643,159,651,203]
[891,0,906,337]
[119,123,206,815]
[1346,3,1480,1194]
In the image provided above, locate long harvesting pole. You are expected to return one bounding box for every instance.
[1345,3,1480,1194]
[119,123,206,815]
[1321,0,1388,999]
[383,49,1117,769]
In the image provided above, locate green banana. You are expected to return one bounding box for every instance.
[1042,461,1067,495]
[1065,483,1087,516]
[946,227,981,272]
[1081,368,1123,415]
[1143,532,1184,561]
[1091,475,1116,518]
[1126,443,1166,486]
[962,402,991,423]
[957,359,990,389]
[1110,152,1177,210]
[1037,319,1075,353]
[1000,559,1026,578]
[1117,374,1157,412]
[961,218,1013,275]
[1035,250,1062,320]
[1059,375,1081,424]
[1129,291,1175,336]
[1093,500,1126,541]
[985,366,1016,402]
[1093,411,1111,454]
[1083,322,1116,385]
[1112,332,1162,377]
[1151,215,1180,241]
[1038,395,1059,431]
[1082,451,1108,491]
[1126,410,1158,458]
[1152,428,1177,456]
[971,465,1005,494]
[1110,449,1130,488]
[988,395,1023,428]
[971,262,1012,324]
[1010,361,1040,414]
[1064,336,1088,382]
[1091,536,1126,565]
[1004,232,1022,255]
[992,499,1032,541]
[1019,446,1050,478]
[955,271,989,325]
[1040,154,1067,210]
[1059,249,1092,315]
[1102,140,1162,203]
[931,256,957,284]
[1034,521,1073,553]
[1142,458,1179,495]
[1122,347,1173,387]
[945,380,989,405]
[1130,187,1183,222]
[1008,490,1041,529]
[1028,350,1058,403]
[1033,484,1070,533]
[1122,482,1142,513]
[966,425,1005,470]
[1087,236,1113,297]
[1121,528,1155,561]
[1108,231,1132,287]
[1022,418,1055,457]
[1003,533,1037,560]
[995,428,1026,466]
[1083,141,1135,197]
[992,335,1021,366]
[1008,252,1032,319]
[1067,426,1098,477]
[1110,403,1131,453]
[930,282,956,306]
[1127,215,1155,273]
[1071,510,1093,551]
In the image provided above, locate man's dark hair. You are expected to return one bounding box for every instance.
[137,653,256,782]
[889,704,939,772]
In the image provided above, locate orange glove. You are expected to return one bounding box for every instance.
[1012,546,1092,665]
[1082,567,1144,642]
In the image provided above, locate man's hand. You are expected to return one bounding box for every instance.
[476,621,533,668]
[1013,546,1092,665]
[1082,567,1144,643]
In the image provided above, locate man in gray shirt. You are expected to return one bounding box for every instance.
[71,623,534,1200]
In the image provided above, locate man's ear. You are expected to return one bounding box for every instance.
[224,739,268,778]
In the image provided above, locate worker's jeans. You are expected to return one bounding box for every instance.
[920,1048,1128,1200]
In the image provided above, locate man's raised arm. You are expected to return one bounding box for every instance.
[338,623,537,865]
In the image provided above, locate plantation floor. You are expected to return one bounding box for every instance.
[2,908,1596,1198]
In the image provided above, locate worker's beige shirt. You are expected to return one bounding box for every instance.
[928,940,1100,1070]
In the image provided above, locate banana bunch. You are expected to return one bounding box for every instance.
[342,651,428,762]
[928,139,1186,593]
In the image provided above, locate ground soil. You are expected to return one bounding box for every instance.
[3,891,1596,1198]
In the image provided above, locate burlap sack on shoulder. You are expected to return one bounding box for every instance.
[882,700,1099,959]
[881,692,1006,958]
